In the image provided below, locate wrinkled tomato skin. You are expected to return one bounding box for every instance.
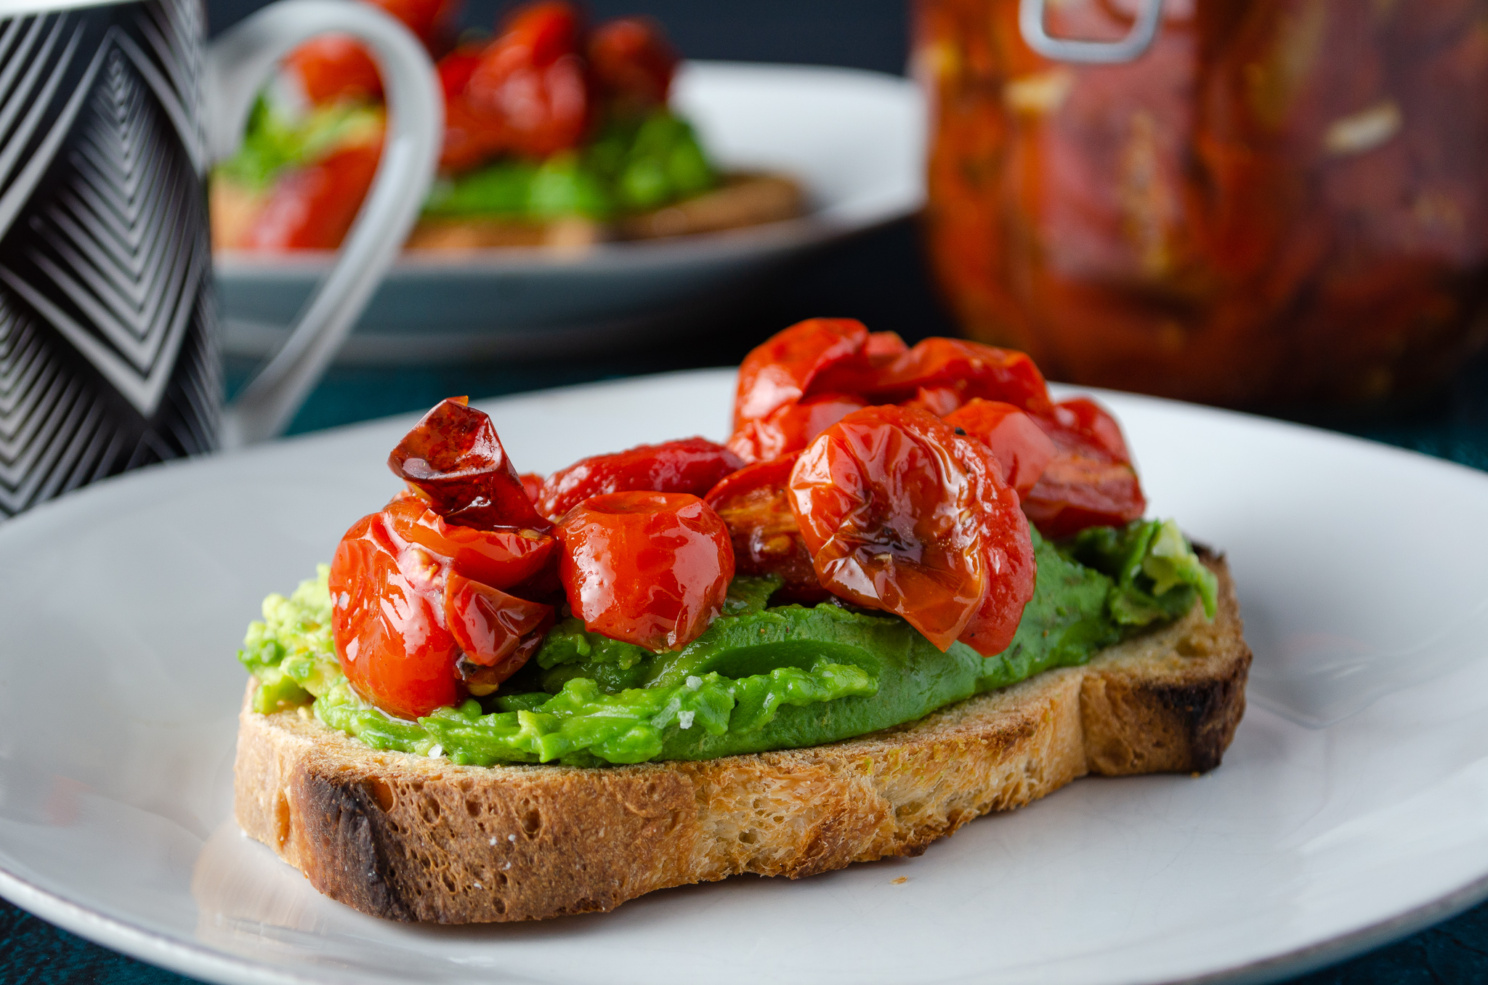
[863,338,1054,417]
[556,491,734,651]
[444,571,553,669]
[733,318,870,428]
[788,405,1034,655]
[382,496,554,589]
[588,17,677,108]
[537,437,743,520]
[943,399,1057,500]
[726,392,869,464]
[330,513,463,719]
[1022,398,1145,538]
[388,397,550,531]
[461,1,590,160]
[243,139,382,251]
[704,454,827,603]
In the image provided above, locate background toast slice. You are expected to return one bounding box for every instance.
[234,554,1248,923]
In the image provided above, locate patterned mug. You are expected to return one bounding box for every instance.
[0,0,440,516]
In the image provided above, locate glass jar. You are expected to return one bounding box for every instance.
[914,0,1488,406]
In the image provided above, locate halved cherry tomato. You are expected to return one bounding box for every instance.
[556,491,734,651]
[788,405,1034,655]
[588,17,678,109]
[537,437,743,520]
[859,338,1055,416]
[704,453,825,602]
[388,397,550,531]
[1021,398,1145,538]
[444,570,553,670]
[330,512,462,718]
[726,392,868,463]
[382,496,554,589]
[732,318,870,428]
[461,1,590,160]
[243,138,382,251]
[943,399,1057,500]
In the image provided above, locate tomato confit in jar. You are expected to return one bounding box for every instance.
[914,0,1488,406]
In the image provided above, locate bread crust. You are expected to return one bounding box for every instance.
[235,555,1248,923]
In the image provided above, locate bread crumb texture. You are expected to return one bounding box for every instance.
[235,557,1248,923]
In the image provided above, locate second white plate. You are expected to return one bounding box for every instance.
[215,63,924,364]
[4,372,1488,985]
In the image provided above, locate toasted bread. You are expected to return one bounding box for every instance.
[234,554,1247,923]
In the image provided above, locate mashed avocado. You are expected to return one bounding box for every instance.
[238,521,1215,767]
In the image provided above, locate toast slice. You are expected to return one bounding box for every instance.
[234,554,1248,923]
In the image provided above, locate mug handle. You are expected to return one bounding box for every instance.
[204,0,442,447]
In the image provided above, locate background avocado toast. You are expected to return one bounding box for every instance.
[233,320,1250,922]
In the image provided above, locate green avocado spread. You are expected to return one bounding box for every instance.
[239,521,1217,767]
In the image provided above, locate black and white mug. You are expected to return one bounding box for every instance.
[0,0,440,516]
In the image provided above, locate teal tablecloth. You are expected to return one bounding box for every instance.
[7,222,1488,984]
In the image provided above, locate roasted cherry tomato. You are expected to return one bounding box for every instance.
[588,17,677,109]
[243,138,382,251]
[388,397,550,531]
[1021,397,1145,538]
[445,571,553,670]
[330,512,462,718]
[726,392,868,464]
[286,37,383,105]
[461,1,589,160]
[861,338,1055,417]
[437,46,483,101]
[537,437,743,520]
[703,453,825,602]
[382,496,554,589]
[556,491,734,651]
[943,399,1057,500]
[732,318,870,428]
[519,472,544,505]
[788,405,1034,655]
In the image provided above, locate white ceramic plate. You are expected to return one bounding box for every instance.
[214,63,924,364]
[4,371,1488,985]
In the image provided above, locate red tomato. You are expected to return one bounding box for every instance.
[518,472,544,505]
[382,496,554,589]
[387,397,550,531]
[461,1,590,160]
[444,571,553,669]
[537,437,743,520]
[556,491,734,651]
[732,318,870,428]
[943,399,1057,500]
[437,46,483,101]
[1021,397,1145,538]
[330,512,462,718]
[704,454,826,603]
[243,138,382,251]
[726,392,868,464]
[588,17,678,109]
[861,338,1055,417]
[286,37,383,105]
[788,405,1034,655]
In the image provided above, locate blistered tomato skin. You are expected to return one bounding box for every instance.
[537,437,743,519]
[704,453,826,602]
[330,513,464,719]
[732,318,870,428]
[726,392,869,463]
[1023,398,1146,538]
[388,397,551,531]
[444,571,553,670]
[557,491,735,651]
[382,496,554,590]
[943,399,1057,500]
[788,406,1034,655]
[864,338,1055,417]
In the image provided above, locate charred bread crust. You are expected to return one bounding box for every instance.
[234,556,1249,923]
